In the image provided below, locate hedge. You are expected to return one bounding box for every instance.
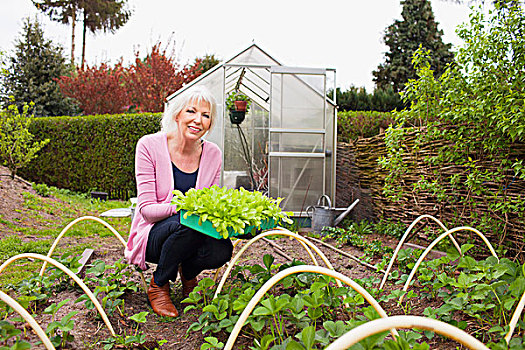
[19,113,162,199]
[337,110,394,142]
[20,110,393,200]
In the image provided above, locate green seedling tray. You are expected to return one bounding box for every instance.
[180,209,276,239]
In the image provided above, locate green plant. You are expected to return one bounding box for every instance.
[225,90,251,113]
[375,218,406,238]
[0,320,32,349]
[201,336,224,350]
[77,258,137,317]
[337,110,395,141]
[0,98,50,179]
[44,300,78,348]
[32,183,51,197]
[172,185,292,238]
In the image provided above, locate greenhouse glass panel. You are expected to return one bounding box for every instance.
[269,156,324,212]
[270,133,324,153]
[271,73,325,130]
[165,44,336,215]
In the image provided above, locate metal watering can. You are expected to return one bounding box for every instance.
[306,195,360,234]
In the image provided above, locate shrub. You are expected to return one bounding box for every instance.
[337,110,394,141]
[57,62,129,115]
[127,43,203,113]
[19,113,161,199]
[0,99,49,179]
[57,41,204,115]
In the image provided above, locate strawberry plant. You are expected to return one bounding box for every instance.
[0,320,32,349]
[172,186,293,239]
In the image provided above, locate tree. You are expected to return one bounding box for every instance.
[127,43,203,112]
[32,0,80,65]
[334,86,404,112]
[4,18,78,117]
[196,54,221,74]
[373,0,454,93]
[80,0,131,69]
[0,51,7,101]
[0,98,50,179]
[31,0,131,69]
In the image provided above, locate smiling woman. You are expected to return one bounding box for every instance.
[124,86,233,318]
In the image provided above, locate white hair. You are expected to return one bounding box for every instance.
[161,85,217,132]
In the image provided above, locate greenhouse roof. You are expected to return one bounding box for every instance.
[166,43,336,109]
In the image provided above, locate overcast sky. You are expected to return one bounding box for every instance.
[1,0,474,91]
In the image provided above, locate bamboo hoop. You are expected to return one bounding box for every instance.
[213,239,243,282]
[400,226,498,302]
[39,216,126,276]
[273,227,319,265]
[223,265,398,350]
[380,214,460,290]
[308,236,381,272]
[505,289,525,343]
[325,315,489,350]
[38,216,148,293]
[0,253,116,337]
[0,290,55,349]
[213,228,338,299]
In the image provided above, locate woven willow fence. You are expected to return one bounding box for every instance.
[335,133,525,261]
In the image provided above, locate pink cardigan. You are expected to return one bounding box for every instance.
[124,132,222,270]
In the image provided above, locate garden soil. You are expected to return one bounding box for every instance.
[0,167,462,349]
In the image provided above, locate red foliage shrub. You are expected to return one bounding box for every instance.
[57,62,129,115]
[57,41,205,115]
[127,44,203,112]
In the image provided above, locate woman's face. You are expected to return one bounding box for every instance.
[175,99,212,141]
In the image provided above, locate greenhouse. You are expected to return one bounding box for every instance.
[165,43,337,215]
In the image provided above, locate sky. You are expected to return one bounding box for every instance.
[0,0,474,91]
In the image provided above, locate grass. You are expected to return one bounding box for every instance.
[0,184,132,286]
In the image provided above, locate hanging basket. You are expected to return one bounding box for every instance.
[229,110,245,125]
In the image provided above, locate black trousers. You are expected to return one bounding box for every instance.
[145,213,233,287]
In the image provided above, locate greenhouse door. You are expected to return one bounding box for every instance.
[268,66,328,214]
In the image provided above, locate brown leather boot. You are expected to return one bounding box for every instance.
[147,278,178,317]
[179,267,198,299]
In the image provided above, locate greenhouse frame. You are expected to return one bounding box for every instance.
[165,44,337,215]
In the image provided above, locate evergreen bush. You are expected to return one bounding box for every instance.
[337,110,394,141]
[19,113,161,199]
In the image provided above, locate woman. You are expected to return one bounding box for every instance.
[125,86,233,317]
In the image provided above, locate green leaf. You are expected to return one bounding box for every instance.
[249,318,265,332]
[285,341,305,350]
[129,311,148,324]
[300,326,316,350]
[263,254,274,271]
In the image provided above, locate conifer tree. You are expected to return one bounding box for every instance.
[373,0,454,93]
[4,18,78,116]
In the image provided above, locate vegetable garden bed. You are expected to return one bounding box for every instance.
[0,171,523,349]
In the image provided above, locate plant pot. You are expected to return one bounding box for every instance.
[233,100,248,112]
[229,110,245,125]
[180,209,276,239]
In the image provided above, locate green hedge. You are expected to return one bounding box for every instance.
[20,113,162,199]
[337,110,394,142]
[21,110,393,199]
